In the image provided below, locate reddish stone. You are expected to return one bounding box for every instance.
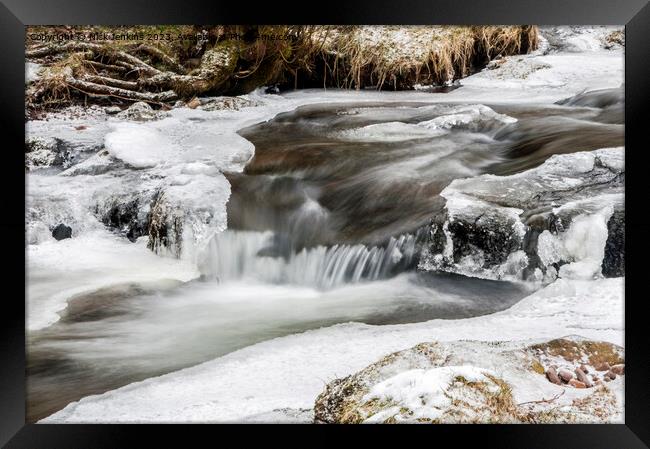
[579,364,589,374]
[605,370,617,380]
[610,364,625,375]
[569,379,586,388]
[575,368,593,388]
[546,367,562,385]
[595,362,611,372]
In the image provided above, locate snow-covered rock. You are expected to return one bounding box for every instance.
[314,337,624,424]
[419,147,624,281]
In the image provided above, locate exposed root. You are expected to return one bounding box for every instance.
[26,25,539,112]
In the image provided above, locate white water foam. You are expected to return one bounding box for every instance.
[198,230,418,289]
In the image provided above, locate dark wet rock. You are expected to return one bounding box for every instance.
[602,209,624,277]
[51,223,72,240]
[147,191,184,257]
[96,195,151,242]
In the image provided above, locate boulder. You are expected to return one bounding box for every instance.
[601,209,624,277]
[104,106,122,115]
[314,338,624,424]
[51,223,72,240]
[419,148,624,281]
[116,101,164,121]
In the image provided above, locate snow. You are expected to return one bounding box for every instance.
[26,61,43,84]
[42,276,623,423]
[105,123,181,168]
[363,365,497,422]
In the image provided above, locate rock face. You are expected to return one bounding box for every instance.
[314,338,624,424]
[601,209,624,277]
[51,223,72,240]
[418,148,624,281]
[146,192,185,257]
[96,194,153,242]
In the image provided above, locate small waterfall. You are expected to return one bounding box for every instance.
[199,230,419,289]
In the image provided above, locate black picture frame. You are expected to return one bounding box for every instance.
[2,0,648,447]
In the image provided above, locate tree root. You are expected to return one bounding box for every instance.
[26,40,236,107]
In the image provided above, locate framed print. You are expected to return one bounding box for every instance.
[1,0,649,447]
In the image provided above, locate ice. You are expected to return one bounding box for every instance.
[105,123,181,168]
[558,207,613,280]
[27,230,200,331]
[337,121,445,142]
[417,104,517,131]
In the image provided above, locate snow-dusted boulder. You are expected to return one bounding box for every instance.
[116,101,167,122]
[314,337,624,424]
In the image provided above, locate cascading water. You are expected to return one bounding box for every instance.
[199,230,419,289]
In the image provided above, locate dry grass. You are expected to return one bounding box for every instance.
[26,25,539,111]
[530,338,624,366]
[308,25,538,90]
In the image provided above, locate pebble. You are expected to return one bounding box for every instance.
[558,369,574,383]
[546,367,562,385]
[187,98,201,109]
[605,370,617,380]
[579,364,589,374]
[575,367,593,387]
[610,364,625,375]
[104,105,122,114]
[569,379,586,388]
[595,362,611,372]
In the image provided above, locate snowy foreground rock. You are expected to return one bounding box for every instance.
[314,337,624,424]
[419,147,624,282]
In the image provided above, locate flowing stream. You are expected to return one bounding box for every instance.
[27,93,623,422]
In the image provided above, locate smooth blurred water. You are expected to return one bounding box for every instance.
[27,93,623,422]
